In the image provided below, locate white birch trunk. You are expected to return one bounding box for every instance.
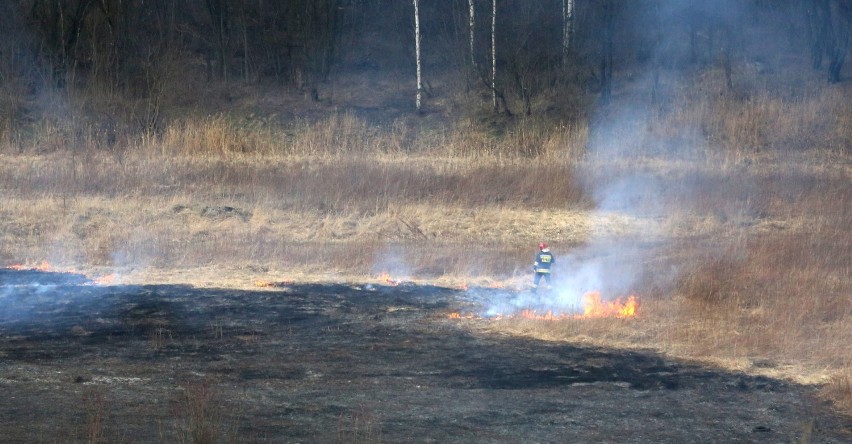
[414,0,422,112]
[468,0,476,68]
[562,0,574,68]
[491,0,497,112]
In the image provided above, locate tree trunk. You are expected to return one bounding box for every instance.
[468,0,476,68]
[491,0,497,112]
[414,0,422,112]
[562,0,574,68]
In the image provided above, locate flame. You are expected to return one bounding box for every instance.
[255,279,294,288]
[581,291,637,318]
[92,274,117,286]
[448,312,476,319]
[376,272,401,286]
[5,261,121,286]
[448,290,638,321]
[5,260,52,271]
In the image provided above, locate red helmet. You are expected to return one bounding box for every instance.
[539,242,548,250]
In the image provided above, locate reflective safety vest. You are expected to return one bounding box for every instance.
[534,250,554,273]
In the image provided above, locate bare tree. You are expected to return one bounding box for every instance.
[414,0,423,112]
[491,0,497,112]
[468,0,476,68]
[562,0,574,68]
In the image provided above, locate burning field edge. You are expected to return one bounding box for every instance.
[3,261,847,394]
[1,265,851,443]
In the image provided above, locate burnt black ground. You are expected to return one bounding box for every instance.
[0,269,850,443]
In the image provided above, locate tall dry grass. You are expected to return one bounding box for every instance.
[660,69,852,157]
[1,72,850,412]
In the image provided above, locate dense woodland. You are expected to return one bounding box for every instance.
[0,0,850,140]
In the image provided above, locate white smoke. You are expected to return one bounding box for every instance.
[370,243,412,281]
[475,82,677,316]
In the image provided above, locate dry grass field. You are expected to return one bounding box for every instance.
[1,69,851,421]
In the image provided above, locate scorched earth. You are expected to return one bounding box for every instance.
[0,268,849,443]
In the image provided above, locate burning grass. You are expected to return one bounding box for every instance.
[449,291,637,320]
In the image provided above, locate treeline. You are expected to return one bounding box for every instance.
[0,1,849,134]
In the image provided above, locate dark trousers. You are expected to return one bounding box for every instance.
[533,272,551,292]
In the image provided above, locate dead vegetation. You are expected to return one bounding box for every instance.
[1,66,851,419]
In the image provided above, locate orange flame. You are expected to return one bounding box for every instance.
[448,312,476,319]
[581,291,637,318]
[376,272,401,286]
[5,260,52,271]
[255,279,294,288]
[448,291,638,321]
[92,274,117,286]
[5,261,120,285]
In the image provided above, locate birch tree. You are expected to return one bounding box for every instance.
[414,0,423,112]
[468,0,476,68]
[491,0,497,112]
[562,0,574,68]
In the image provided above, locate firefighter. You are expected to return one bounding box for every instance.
[532,242,554,293]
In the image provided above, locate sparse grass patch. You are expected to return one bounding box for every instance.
[150,327,173,350]
[81,386,107,444]
[171,381,223,444]
[337,405,382,444]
